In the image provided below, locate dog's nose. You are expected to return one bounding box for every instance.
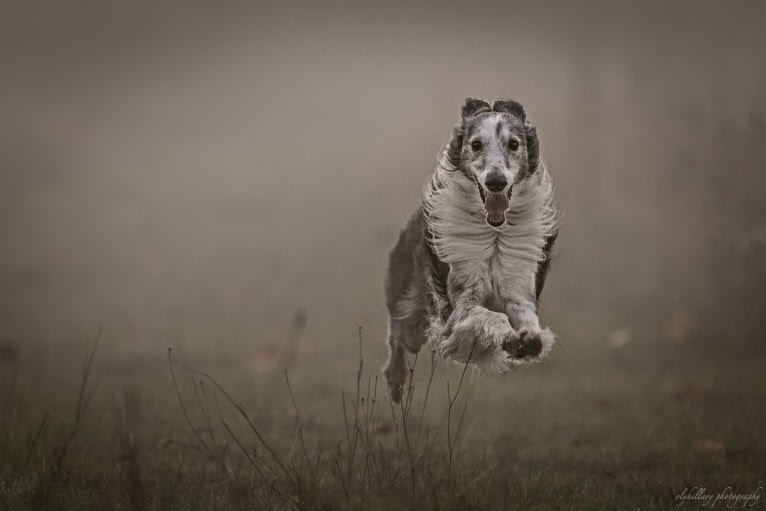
[485,174,507,192]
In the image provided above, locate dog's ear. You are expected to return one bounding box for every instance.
[461,98,491,119]
[524,120,540,174]
[445,124,465,170]
[445,98,491,169]
[493,99,526,121]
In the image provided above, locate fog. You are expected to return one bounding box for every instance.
[2,0,765,355]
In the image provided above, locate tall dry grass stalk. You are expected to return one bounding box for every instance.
[166,327,476,506]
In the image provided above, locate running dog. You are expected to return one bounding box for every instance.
[383,98,559,403]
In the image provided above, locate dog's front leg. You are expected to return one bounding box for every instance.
[433,265,512,363]
[502,275,554,360]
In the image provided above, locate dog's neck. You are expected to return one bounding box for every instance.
[423,156,558,267]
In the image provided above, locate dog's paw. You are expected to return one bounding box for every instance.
[387,380,404,404]
[383,363,406,404]
[501,328,544,360]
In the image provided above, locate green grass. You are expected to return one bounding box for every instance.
[1,319,764,510]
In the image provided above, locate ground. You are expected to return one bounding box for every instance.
[1,314,764,510]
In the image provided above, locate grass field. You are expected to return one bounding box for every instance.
[1,314,763,510]
[1,2,764,510]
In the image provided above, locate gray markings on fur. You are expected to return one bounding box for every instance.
[383,98,559,403]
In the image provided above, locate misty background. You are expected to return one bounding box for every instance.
[1,1,765,362]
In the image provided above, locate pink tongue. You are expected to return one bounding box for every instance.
[484,192,510,226]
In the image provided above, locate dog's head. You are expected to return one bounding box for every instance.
[445,98,540,227]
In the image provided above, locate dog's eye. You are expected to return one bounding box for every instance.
[508,139,519,151]
[470,140,483,151]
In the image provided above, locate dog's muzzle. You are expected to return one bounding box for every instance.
[475,177,512,227]
[474,170,512,227]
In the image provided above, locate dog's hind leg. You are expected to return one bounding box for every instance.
[384,304,429,402]
[383,210,430,403]
[383,319,408,403]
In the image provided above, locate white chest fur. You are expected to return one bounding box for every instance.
[423,160,558,311]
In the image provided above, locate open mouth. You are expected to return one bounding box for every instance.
[477,184,512,227]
